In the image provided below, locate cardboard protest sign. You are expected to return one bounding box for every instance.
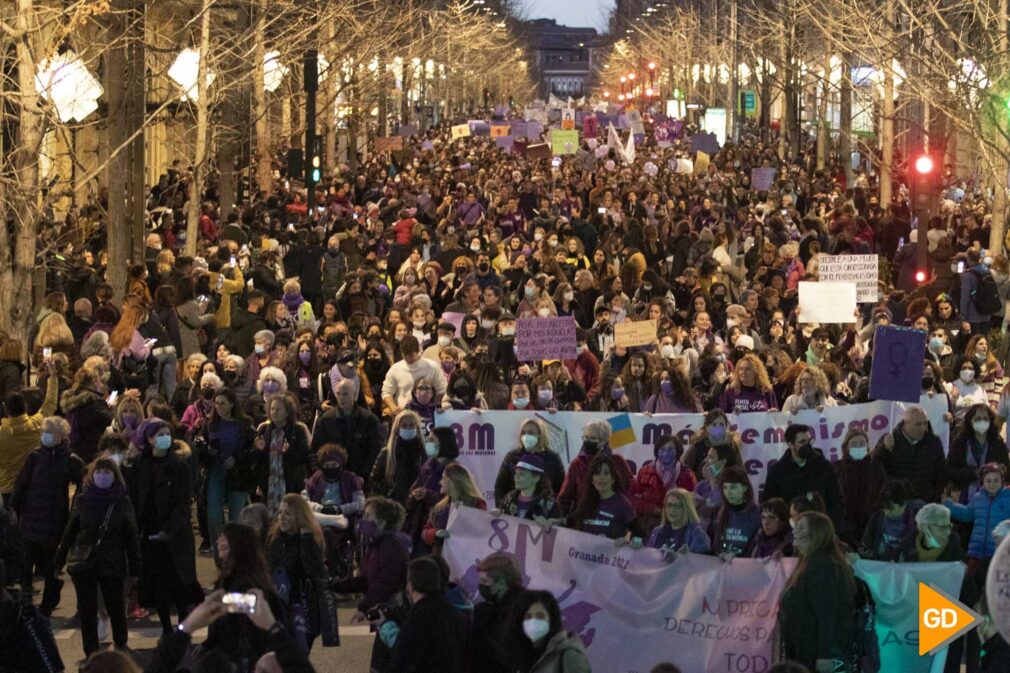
[451,124,470,139]
[551,129,579,155]
[515,316,576,360]
[869,325,928,402]
[561,108,575,130]
[798,282,857,323]
[750,167,776,191]
[373,136,403,153]
[693,151,710,174]
[526,143,552,162]
[817,255,879,303]
[614,320,658,348]
[494,135,514,153]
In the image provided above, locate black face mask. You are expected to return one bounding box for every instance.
[794,443,814,460]
[223,371,238,384]
[322,466,342,481]
[453,383,473,399]
[478,583,499,603]
[201,387,216,400]
[582,440,601,456]
[922,377,934,390]
[478,262,490,272]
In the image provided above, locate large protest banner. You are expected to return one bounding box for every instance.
[444,507,961,673]
[435,396,950,506]
[445,506,795,673]
[854,560,965,673]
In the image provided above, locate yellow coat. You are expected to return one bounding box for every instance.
[0,375,58,493]
[211,267,245,329]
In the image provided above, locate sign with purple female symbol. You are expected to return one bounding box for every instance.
[869,325,928,402]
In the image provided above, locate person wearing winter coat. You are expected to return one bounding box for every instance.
[501,589,591,673]
[369,410,426,503]
[0,368,58,497]
[945,462,1010,562]
[493,418,566,505]
[311,378,383,482]
[54,457,141,656]
[10,416,84,616]
[874,405,948,503]
[330,496,410,673]
[61,366,114,464]
[897,504,965,563]
[859,480,917,562]
[946,404,1010,506]
[386,557,466,673]
[833,429,887,549]
[557,420,633,516]
[763,424,844,527]
[628,435,698,533]
[471,553,526,673]
[405,427,458,553]
[266,494,327,651]
[496,453,564,525]
[252,395,311,518]
[126,419,202,636]
[778,512,855,673]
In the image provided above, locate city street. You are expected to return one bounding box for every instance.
[47,552,373,671]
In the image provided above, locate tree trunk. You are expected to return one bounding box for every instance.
[105,4,130,299]
[991,0,1009,253]
[839,51,853,185]
[0,0,46,344]
[185,0,212,257]
[254,0,271,195]
[127,2,146,262]
[816,54,830,171]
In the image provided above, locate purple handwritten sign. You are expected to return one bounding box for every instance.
[869,325,927,402]
[516,316,577,361]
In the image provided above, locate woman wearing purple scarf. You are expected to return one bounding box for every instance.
[404,426,458,555]
[405,377,438,438]
[54,457,141,656]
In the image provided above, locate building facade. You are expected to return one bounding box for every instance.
[525,18,603,100]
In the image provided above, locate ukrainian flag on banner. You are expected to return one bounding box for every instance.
[608,412,636,449]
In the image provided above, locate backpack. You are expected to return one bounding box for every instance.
[971,269,1002,315]
[119,354,150,390]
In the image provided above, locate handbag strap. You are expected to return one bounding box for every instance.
[94,503,115,544]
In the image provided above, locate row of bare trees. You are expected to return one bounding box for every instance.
[0,0,533,342]
[602,0,1010,250]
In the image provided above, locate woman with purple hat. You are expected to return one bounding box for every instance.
[496,452,563,528]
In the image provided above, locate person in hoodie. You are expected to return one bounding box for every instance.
[557,420,633,516]
[945,462,1010,574]
[562,329,601,403]
[0,365,58,498]
[10,415,84,616]
[127,418,202,637]
[763,423,844,526]
[501,589,591,673]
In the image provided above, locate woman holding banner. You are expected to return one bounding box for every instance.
[778,511,855,673]
[646,488,710,556]
[493,418,565,504]
[711,466,760,558]
[569,453,641,543]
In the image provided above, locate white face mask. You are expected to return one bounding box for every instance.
[661,344,675,359]
[537,308,551,318]
[438,336,452,347]
[973,420,991,435]
[522,618,551,642]
[848,445,868,461]
[960,369,975,383]
[563,291,574,302]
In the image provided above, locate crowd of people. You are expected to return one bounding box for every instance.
[2,109,1010,673]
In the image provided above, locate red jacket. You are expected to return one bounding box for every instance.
[563,351,600,403]
[393,217,417,245]
[628,463,698,518]
[198,214,218,243]
[558,448,633,515]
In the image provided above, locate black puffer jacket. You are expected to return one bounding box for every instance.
[61,387,114,464]
[873,419,947,503]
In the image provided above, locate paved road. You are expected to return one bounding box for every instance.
[48,551,374,671]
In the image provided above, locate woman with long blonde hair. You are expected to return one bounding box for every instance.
[369,409,425,502]
[422,462,487,554]
[34,312,76,373]
[782,365,837,414]
[718,353,778,413]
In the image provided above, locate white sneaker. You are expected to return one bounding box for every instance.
[97,616,111,642]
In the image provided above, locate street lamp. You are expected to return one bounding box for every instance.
[603,91,610,99]
[169,47,216,101]
[263,50,289,93]
[617,93,625,102]
[619,75,627,94]
[647,62,656,88]
[34,50,103,123]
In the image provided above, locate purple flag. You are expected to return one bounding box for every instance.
[494,135,515,153]
[869,326,927,402]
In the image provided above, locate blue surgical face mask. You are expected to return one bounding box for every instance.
[40,432,57,448]
[93,472,115,489]
[424,441,439,458]
[399,427,417,441]
[513,396,530,409]
[154,434,173,452]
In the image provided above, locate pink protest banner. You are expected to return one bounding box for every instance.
[445,506,796,673]
[440,311,465,334]
[515,316,576,360]
[582,114,598,138]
